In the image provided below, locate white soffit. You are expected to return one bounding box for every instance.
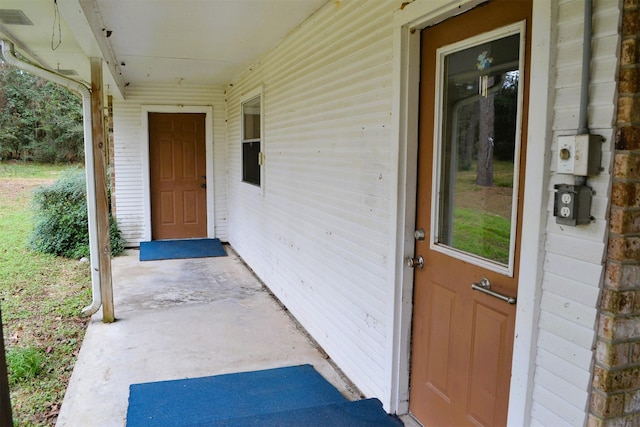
[95,0,328,87]
[0,0,328,96]
[0,1,86,75]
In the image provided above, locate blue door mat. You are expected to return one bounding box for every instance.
[126,364,403,426]
[139,238,227,261]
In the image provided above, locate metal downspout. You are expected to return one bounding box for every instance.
[1,40,102,316]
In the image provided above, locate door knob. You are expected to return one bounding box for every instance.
[405,255,424,269]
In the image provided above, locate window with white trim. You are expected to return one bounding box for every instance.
[241,94,262,186]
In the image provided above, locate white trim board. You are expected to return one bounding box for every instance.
[140,105,215,241]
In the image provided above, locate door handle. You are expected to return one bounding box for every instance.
[471,278,516,305]
[405,255,424,269]
[201,183,206,189]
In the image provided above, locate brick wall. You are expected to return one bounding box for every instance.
[590,1,640,425]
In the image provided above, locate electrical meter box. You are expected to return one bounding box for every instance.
[557,134,602,176]
[553,184,593,226]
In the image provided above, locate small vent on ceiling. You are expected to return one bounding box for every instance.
[57,69,78,76]
[0,9,34,26]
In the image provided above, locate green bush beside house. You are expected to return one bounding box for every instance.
[28,169,125,259]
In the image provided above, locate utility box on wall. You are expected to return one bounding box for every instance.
[553,134,602,226]
[553,184,594,226]
[557,134,602,176]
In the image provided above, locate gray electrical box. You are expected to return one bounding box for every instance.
[553,184,594,226]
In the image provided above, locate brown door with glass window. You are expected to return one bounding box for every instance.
[149,113,207,240]
[409,1,531,426]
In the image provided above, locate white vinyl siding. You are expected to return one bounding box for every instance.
[531,0,620,426]
[112,85,227,244]
[225,0,402,402]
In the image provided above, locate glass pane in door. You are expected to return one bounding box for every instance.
[435,33,521,268]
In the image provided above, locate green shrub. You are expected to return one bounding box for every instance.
[28,168,126,258]
[6,347,45,384]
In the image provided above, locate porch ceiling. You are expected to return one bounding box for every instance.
[0,0,327,98]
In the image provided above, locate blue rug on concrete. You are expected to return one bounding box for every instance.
[126,364,403,426]
[139,238,226,261]
[213,398,404,427]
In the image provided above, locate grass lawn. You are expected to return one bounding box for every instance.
[452,207,511,264]
[451,160,514,264]
[0,162,91,426]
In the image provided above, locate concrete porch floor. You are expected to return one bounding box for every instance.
[55,246,365,426]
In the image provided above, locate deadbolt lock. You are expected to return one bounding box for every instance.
[414,228,425,241]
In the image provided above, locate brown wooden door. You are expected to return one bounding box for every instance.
[409,1,531,426]
[149,113,207,240]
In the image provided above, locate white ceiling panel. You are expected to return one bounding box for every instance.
[0,0,327,98]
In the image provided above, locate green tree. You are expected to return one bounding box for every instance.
[0,56,84,163]
[33,82,84,163]
[0,62,41,159]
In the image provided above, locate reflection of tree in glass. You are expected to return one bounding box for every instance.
[494,71,519,164]
[477,75,495,186]
[455,70,519,187]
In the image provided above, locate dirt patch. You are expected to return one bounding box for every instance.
[456,185,513,218]
[0,178,52,205]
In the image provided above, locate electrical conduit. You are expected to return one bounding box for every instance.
[578,0,593,136]
[575,0,593,187]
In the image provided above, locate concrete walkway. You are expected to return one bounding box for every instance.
[56,246,362,426]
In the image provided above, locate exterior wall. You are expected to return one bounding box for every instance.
[112,85,227,244]
[221,0,622,420]
[531,1,621,426]
[102,0,625,421]
[590,0,640,425]
[225,0,402,403]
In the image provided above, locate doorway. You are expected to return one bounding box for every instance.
[408,1,532,425]
[148,112,207,240]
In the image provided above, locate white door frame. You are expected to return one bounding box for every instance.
[387,1,553,424]
[141,105,215,241]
